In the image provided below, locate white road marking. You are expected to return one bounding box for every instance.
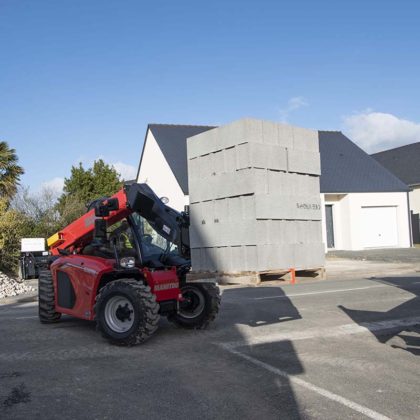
[15,316,38,319]
[224,316,420,348]
[221,344,392,420]
[255,284,391,300]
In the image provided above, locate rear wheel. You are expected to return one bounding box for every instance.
[38,268,61,323]
[169,283,220,329]
[95,280,160,346]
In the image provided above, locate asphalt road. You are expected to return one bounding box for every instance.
[1,275,420,420]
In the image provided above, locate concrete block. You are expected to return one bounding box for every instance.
[293,243,325,269]
[223,147,236,173]
[212,150,225,175]
[187,119,318,158]
[257,245,295,271]
[267,171,295,195]
[295,174,320,196]
[262,120,280,145]
[245,246,258,271]
[254,220,323,246]
[241,195,257,220]
[255,194,322,221]
[187,128,220,159]
[277,124,294,148]
[190,169,268,202]
[292,126,319,152]
[218,118,264,147]
[287,149,321,175]
[236,143,288,171]
[187,118,324,274]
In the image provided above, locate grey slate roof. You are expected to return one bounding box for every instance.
[371,142,420,186]
[319,131,409,193]
[140,124,410,195]
[141,124,215,194]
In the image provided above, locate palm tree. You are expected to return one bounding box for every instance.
[0,141,24,200]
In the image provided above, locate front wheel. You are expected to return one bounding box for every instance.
[95,280,160,346]
[38,268,61,323]
[169,283,221,329]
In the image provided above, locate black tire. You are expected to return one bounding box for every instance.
[169,282,220,329]
[94,280,160,346]
[38,268,61,323]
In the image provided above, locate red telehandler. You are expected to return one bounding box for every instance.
[39,183,220,346]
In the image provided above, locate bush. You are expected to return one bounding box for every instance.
[0,199,34,273]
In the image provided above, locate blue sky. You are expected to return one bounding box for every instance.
[1,0,420,193]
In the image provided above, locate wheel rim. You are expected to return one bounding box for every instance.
[104,295,135,333]
[179,286,205,319]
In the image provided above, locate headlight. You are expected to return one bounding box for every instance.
[120,257,135,268]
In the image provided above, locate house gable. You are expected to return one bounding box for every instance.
[137,129,186,211]
[146,124,215,195]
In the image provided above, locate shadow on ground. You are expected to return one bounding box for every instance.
[0,285,307,419]
[339,277,420,356]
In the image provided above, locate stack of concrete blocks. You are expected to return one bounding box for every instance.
[187,118,325,279]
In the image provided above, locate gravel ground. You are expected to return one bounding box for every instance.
[0,272,34,299]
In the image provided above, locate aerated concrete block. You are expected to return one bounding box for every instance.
[236,143,287,171]
[187,118,324,273]
[257,245,296,271]
[255,194,322,221]
[187,119,260,159]
[292,126,319,152]
[189,169,268,203]
[287,150,321,175]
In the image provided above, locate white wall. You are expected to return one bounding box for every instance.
[323,192,411,251]
[137,130,187,211]
[409,186,420,215]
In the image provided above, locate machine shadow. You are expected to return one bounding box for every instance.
[220,286,302,328]
[339,276,420,356]
[187,219,305,417]
[214,286,304,418]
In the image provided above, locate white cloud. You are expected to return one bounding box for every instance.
[343,110,420,153]
[279,96,308,122]
[41,177,64,195]
[112,161,137,181]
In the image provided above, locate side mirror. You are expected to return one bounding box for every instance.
[94,198,119,217]
[93,219,108,242]
[107,198,119,211]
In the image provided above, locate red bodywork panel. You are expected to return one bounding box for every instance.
[50,255,180,320]
[49,189,130,255]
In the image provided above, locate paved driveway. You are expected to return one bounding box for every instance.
[1,275,420,419]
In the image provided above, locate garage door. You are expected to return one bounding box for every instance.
[361,206,398,248]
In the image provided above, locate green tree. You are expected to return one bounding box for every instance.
[57,159,122,225]
[0,141,24,200]
[0,198,34,273]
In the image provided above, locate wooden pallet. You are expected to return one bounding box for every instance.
[187,267,326,286]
